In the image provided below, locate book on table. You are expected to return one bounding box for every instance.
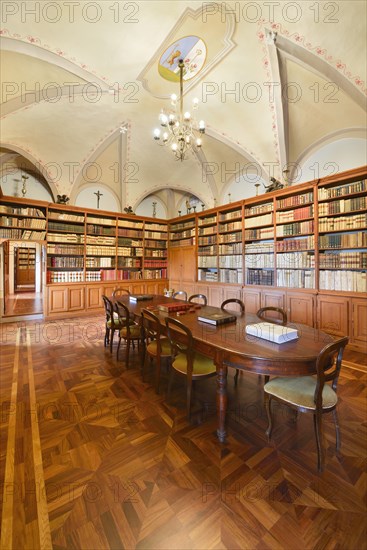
[245,322,298,343]
[157,302,191,313]
[197,310,237,326]
[129,295,154,302]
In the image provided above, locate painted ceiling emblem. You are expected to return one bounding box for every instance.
[158,36,206,82]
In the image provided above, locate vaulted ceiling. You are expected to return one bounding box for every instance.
[0,1,366,216]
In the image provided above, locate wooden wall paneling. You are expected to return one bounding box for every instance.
[208,284,223,307]
[242,288,261,314]
[68,285,85,311]
[351,298,367,350]
[317,295,349,337]
[48,286,68,314]
[261,289,285,309]
[286,292,315,327]
[86,285,104,309]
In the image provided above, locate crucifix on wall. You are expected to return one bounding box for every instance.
[94,190,103,209]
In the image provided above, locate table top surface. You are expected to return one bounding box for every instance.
[112,294,336,375]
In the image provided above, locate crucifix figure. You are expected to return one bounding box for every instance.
[94,190,103,209]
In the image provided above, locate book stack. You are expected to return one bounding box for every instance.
[129,295,153,302]
[157,303,191,313]
[198,311,236,326]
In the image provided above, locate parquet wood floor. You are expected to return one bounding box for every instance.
[0,315,366,550]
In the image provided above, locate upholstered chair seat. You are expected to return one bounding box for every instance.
[264,376,338,410]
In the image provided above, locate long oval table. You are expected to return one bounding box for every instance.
[112,295,335,442]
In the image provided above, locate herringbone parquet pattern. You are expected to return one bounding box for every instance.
[0,316,366,550]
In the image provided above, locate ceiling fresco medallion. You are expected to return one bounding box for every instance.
[158,36,206,82]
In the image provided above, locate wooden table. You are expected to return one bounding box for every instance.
[113,295,335,442]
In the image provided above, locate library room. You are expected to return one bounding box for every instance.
[0,2,366,549]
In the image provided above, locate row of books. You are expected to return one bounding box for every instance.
[318,232,366,249]
[86,224,116,236]
[245,228,274,240]
[275,236,314,251]
[245,213,272,228]
[219,269,243,284]
[245,203,273,216]
[0,228,45,240]
[276,252,315,269]
[276,269,315,289]
[118,228,143,238]
[246,268,274,286]
[199,226,217,236]
[276,205,313,223]
[219,242,243,254]
[319,252,367,269]
[198,256,218,268]
[48,222,83,233]
[88,216,116,226]
[47,233,84,243]
[86,257,115,267]
[100,269,142,281]
[245,242,274,254]
[218,231,242,243]
[169,237,195,247]
[245,255,274,268]
[198,269,218,282]
[318,179,365,200]
[86,235,116,245]
[219,255,242,268]
[117,219,143,229]
[144,231,167,239]
[145,223,166,231]
[319,270,367,292]
[144,239,166,248]
[48,212,84,222]
[198,215,216,226]
[198,245,217,255]
[47,244,84,255]
[1,216,47,228]
[47,271,84,283]
[117,258,141,267]
[170,229,195,240]
[198,235,217,245]
[118,246,143,257]
[0,205,45,217]
[219,209,242,221]
[144,249,167,257]
[143,268,167,279]
[276,191,313,209]
[319,213,367,232]
[219,221,242,232]
[276,220,314,237]
[47,257,84,268]
[143,259,168,268]
[318,196,366,216]
[169,220,195,231]
[86,245,116,255]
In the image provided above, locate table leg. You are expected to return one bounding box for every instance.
[216,360,228,443]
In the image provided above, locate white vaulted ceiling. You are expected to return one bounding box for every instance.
[0,1,366,216]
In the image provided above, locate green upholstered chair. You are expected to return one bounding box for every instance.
[141,308,171,393]
[165,316,216,420]
[264,336,349,472]
[114,300,142,367]
[172,290,188,301]
[188,293,207,305]
[102,295,126,352]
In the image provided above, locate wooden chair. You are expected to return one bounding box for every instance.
[172,290,188,301]
[114,300,142,367]
[141,308,171,393]
[165,316,216,420]
[221,298,245,314]
[188,293,207,306]
[102,295,125,352]
[112,287,131,298]
[264,336,349,472]
[257,306,287,326]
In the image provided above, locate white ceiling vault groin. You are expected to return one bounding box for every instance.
[0,1,366,217]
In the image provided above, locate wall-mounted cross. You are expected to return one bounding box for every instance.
[94,190,103,209]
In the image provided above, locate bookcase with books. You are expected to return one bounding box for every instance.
[143,221,168,280]
[0,202,46,241]
[244,198,274,287]
[197,211,218,282]
[116,216,144,282]
[275,187,315,289]
[218,205,243,284]
[169,216,196,247]
[47,207,85,283]
[317,178,366,293]
[85,213,118,282]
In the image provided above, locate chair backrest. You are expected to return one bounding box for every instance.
[141,308,164,353]
[114,300,133,333]
[257,306,287,326]
[112,287,131,298]
[221,298,245,314]
[188,293,207,306]
[172,290,188,301]
[102,295,115,324]
[165,316,194,376]
[314,336,349,408]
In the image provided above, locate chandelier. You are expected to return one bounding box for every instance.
[153,59,205,161]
